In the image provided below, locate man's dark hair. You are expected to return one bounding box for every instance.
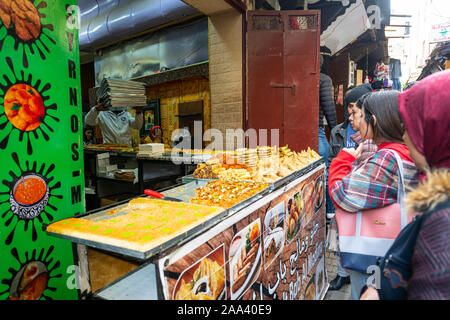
[320,46,332,74]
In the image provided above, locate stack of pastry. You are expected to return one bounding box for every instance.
[279,146,321,170]
[251,146,321,182]
[251,155,291,182]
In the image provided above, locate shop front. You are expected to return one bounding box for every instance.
[0,0,329,301]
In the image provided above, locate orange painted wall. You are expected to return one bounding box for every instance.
[145,76,211,147]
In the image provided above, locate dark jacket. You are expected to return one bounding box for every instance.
[328,122,350,165]
[328,123,377,167]
[319,73,337,130]
[405,169,450,300]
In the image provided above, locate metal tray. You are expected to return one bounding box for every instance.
[45,181,270,261]
[182,158,324,191]
[181,175,275,191]
[46,201,230,261]
[164,180,272,216]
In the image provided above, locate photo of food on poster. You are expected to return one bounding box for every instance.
[313,175,325,213]
[303,275,316,300]
[161,167,327,300]
[162,210,263,300]
[263,202,285,270]
[259,169,327,300]
[172,245,226,300]
[229,218,262,299]
[286,192,302,244]
[300,180,316,226]
[315,255,326,300]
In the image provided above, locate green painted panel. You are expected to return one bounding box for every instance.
[0,0,84,300]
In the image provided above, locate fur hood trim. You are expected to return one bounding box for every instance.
[406,168,450,214]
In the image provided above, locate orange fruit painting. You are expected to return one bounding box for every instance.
[3,84,45,131]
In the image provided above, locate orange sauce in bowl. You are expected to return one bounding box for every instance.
[14,176,47,205]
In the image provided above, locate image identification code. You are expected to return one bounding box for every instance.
[221,304,271,315]
[177,304,272,318]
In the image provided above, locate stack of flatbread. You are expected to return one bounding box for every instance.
[138,143,165,157]
[235,148,246,164]
[97,78,147,108]
[257,146,271,162]
[244,149,258,170]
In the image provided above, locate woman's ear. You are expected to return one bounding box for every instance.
[372,115,377,127]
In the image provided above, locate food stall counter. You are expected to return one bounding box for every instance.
[45,158,328,300]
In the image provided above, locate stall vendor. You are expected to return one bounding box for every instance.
[84,100,144,147]
[83,125,96,146]
[150,125,163,143]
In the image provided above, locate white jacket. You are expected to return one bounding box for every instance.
[85,107,143,146]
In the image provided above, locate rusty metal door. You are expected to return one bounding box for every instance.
[247,10,320,152]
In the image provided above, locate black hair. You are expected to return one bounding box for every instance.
[361,90,404,144]
[355,92,372,109]
[83,126,94,142]
[343,86,372,124]
[320,46,332,74]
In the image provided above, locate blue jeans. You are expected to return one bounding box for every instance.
[336,252,350,277]
[392,78,402,91]
[349,270,370,300]
[318,127,335,214]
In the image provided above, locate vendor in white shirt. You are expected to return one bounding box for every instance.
[84,100,144,147]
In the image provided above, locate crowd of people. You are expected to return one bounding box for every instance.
[320,69,449,300]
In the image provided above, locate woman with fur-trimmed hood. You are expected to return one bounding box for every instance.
[361,70,450,300]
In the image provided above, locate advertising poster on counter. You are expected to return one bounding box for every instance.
[0,1,84,299]
[160,166,327,300]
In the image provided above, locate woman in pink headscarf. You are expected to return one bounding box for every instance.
[361,70,450,300]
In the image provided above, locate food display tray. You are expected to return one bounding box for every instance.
[181,176,275,192]
[182,158,325,191]
[46,201,229,261]
[163,180,272,216]
[45,181,270,261]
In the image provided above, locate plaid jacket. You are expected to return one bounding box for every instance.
[329,143,419,212]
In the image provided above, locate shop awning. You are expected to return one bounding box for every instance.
[320,0,371,55]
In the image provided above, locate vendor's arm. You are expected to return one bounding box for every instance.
[85,101,108,126]
[329,149,399,212]
[84,106,100,126]
[128,109,144,130]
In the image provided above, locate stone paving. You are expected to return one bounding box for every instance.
[324,249,351,300]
